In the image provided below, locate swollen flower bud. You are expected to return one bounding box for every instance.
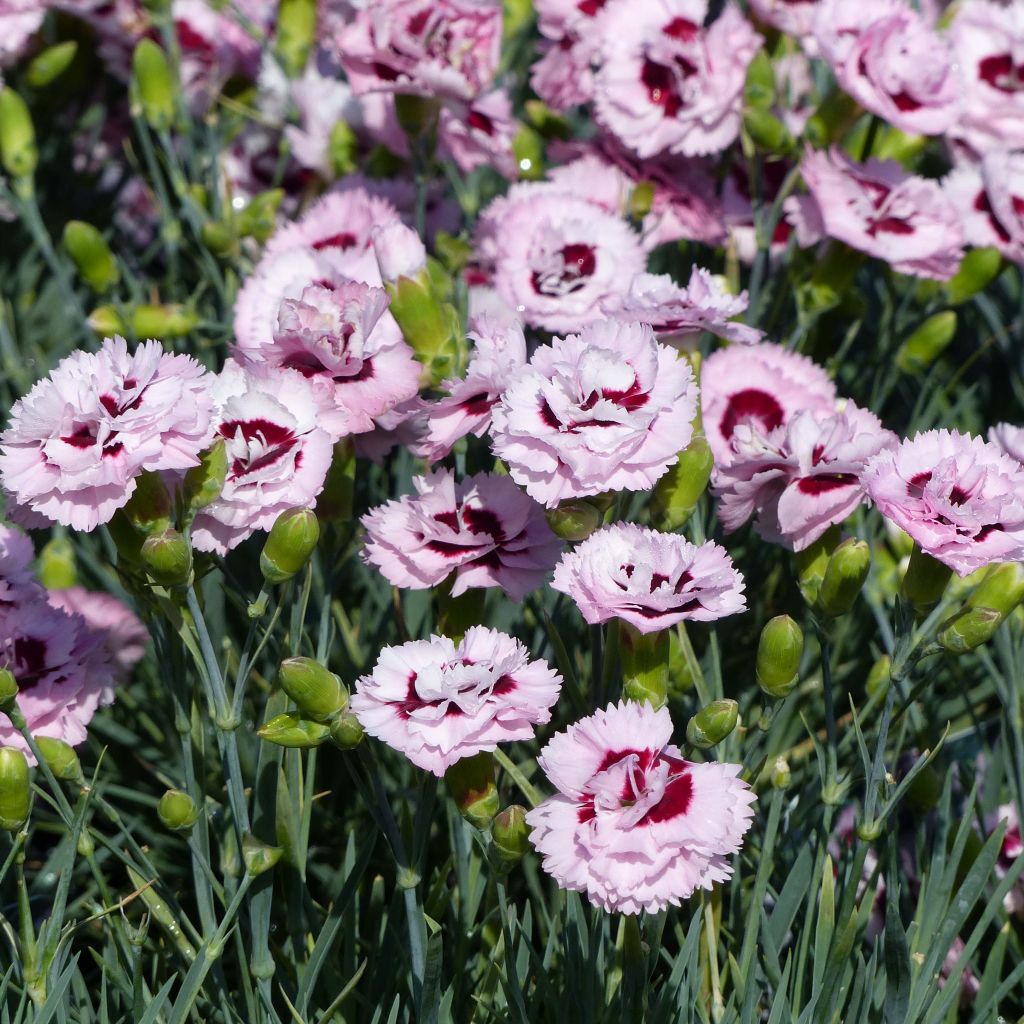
[620,624,669,710]
[275,0,317,77]
[743,107,792,154]
[89,304,199,339]
[794,526,840,605]
[242,833,283,876]
[63,220,119,293]
[329,709,365,749]
[651,436,714,531]
[686,699,739,750]
[818,538,871,617]
[278,657,347,722]
[0,668,19,710]
[374,221,427,285]
[0,88,37,179]
[157,789,199,831]
[257,712,330,748]
[236,189,284,242]
[896,311,956,376]
[132,39,175,131]
[124,470,173,534]
[328,122,358,177]
[200,220,237,259]
[445,752,500,830]
[490,805,530,867]
[946,247,1004,306]
[544,499,603,542]
[770,756,791,790]
[37,536,77,589]
[744,49,775,108]
[512,125,544,181]
[756,615,803,698]
[260,507,320,583]
[901,543,952,612]
[938,562,1024,654]
[35,737,82,782]
[25,41,79,88]
[182,440,227,514]
[0,748,30,832]
[141,529,193,587]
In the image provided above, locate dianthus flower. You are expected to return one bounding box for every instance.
[988,423,1024,465]
[747,0,820,53]
[0,524,37,606]
[0,1,45,67]
[945,151,1024,265]
[530,0,607,110]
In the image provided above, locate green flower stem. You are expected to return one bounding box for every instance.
[492,747,542,808]
[4,703,75,824]
[816,626,839,790]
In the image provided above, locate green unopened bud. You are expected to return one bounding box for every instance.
[63,220,119,293]
[157,789,199,831]
[182,440,227,514]
[261,507,320,583]
[939,562,1024,654]
[132,39,175,131]
[141,529,193,587]
[938,606,1003,655]
[200,219,237,258]
[686,699,739,750]
[667,629,695,695]
[756,615,804,698]
[896,311,957,375]
[490,804,530,867]
[818,538,871,617]
[0,88,37,179]
[0,669,18,710]
[803,89,859,148]
[770,756,792,790]
[236,189,284,242]
[329,709,365,749]
[395,93,441,141]
[627,180,655,221]
[744,49,775,108]
[652,436,714,530]
[865,654,891,698]
[856,819,883,842]
[0,748,30,832]
[523,99,572,140]
[124,470,173,535]
[794,525,840,605]
[545,499,603,542]
[275,0,317,77]
[37,536,77,589]
[328,121,358,178]
[946,247,1004,306]
[315,441,356,522]
[26,41,79,88]
[257,712,330,748]
[901,544,952,612]
[278,657,346,722]
[743,107,792,154]
[620,624,669,710]
[434,232,473,275]
[445,752,499,829]
[386,277,460,384]
[512,125,544,180]
[242,833,283,876]
[35,737,82,782]
[87,305,122,336]
[132,303,198,338]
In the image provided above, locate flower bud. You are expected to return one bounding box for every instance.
[743,108,792,155]
[818,538,871,617]
[445,752,500,829]
[0,668,19,710]
[938,607,1002,655]
[620,624,669,711]
[131,304,198,338]
[394,93,441,141]
[627,180,655,221]
[374,221,427,285]
[896,311,956,376]
[865,654,891,698]
[123,470,173,535]
[37,536,77,589]
[651,436,714,531]
[182,440,227,515]
[946,247,1004,307]
[329,709,365,749]
[770,756,791,790]
[327,121,359,177]
[544,499,603,542]
[0,87,37,179]
[756,615,804,698]
[242,833,283,876]
[686,699,739,750]
[200,219,238,259]
[35,737,82,782]
[278,657,347,722]
[275,0,317,76]
[63,220,119,293]
[257,712,330,748]
[236,189,284,242]
[794,526,840,605]
[315,441,356,522]
[132,39,175,131]
[490,804,530,867]
[25,41,79,88]
[156,789,199,831]
[0,748,30,832]
[744,49,775,108]
[901,544,952,612]
[938,564,1024,655]
[260,507,320,583]
[512,125,544,181]
[141,529,193,587]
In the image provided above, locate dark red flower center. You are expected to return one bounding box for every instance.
[531,243,597,296]
[979,53,1024,93]
[720,388,785,440]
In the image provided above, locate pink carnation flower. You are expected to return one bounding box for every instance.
[0,337,214,531]
[602,270,763,348]
[814,0,960,136]
[353,397,431,464]
[531,0,609,110]
[419,316,527,462]
[0,523,37,605]
[715,403,897,551]
[863,429,1024,576]
[479,187,646,333]
[0,1,46,67]
[526,701,756,914]
[350,627,563,776]
[945,151,1024,265]
[552,524,746,632]
[785,148,965,280]
[701,342,837,471]
[988,423,1024,464]
[748,0,820,53]
[950,1,1024,155]
[362,469,563,600]
[439,89,519,178]
[593,0,761,158]
[490,320,698,507]
[992,802,1024,917]
[190,362,341,555]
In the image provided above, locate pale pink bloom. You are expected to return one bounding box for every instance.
[372,220,428,284]
[701,342,837,471]
[526,700,756,914]
[715,403,897,551]
[863,429,1024,576]
[530,0,609,110]
[352,396,432,463]
[988,423,1024,464]
[552,524,746,632]
[0,337,214,532]
[814,0,960,136]
[190,362,340,555]
[336,0,502,102]
[945,151,1024,265]
[362,469,563,600]
[0,1,45,67]
[491,321,698,507]
[992,802,1024,917]
[47,587,148,684]
[748,0,821,53]
[350,627,562,776]
[950,1,1024,155]
[439,89,519,178]
[0,596,116,759]
[602,270,763,348]
[0,523,37,605]
[785,148,965,280]
[593,0,761,158]
[479,187,645,333]
[419,317,527,462]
